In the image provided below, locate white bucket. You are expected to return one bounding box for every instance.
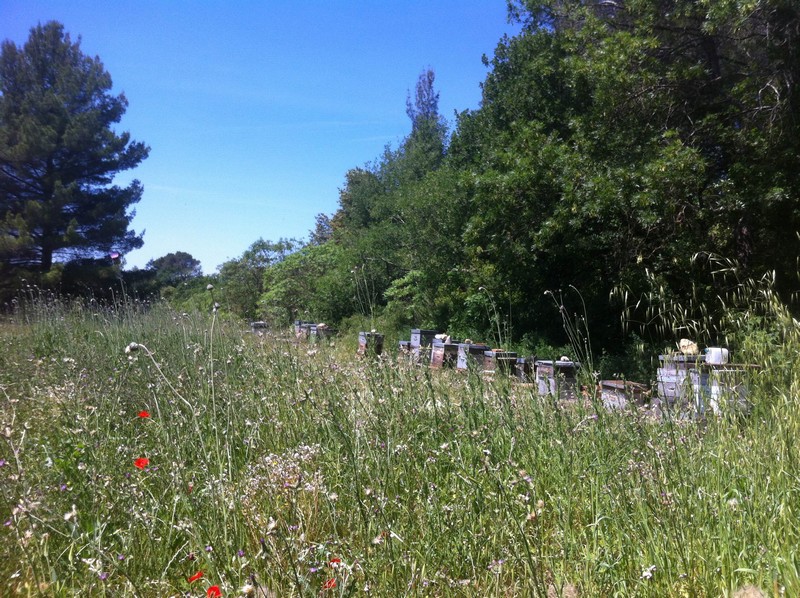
[705,347,729,365]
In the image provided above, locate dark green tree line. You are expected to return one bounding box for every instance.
[444,0,800,347]
[215,3,800,365]
[146,251,201,286]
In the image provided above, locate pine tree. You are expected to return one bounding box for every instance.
[0,21,148,278]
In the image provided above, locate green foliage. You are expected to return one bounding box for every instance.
[128,2,800,367]
[447,0,800,352]
[217,238,297,321]
[259,241,353,326]
[146,251,202,286]
[273,4,798,360]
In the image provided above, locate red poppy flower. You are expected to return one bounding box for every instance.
[207,586,222,597]
[137,410,150,418]
[329,557,341,567]
[322,578,336,590]
[188,571,203,583]
[134,458,149,469]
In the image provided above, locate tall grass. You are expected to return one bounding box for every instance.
[0,290,798,596]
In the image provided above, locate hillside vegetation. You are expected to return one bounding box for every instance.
[199,1,800,369]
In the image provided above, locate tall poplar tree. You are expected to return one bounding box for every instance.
[0,21,148,279]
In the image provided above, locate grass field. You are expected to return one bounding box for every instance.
[1,296,798,596]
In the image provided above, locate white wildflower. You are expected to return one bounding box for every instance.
[641,565,656,580]
[64,504,78,521]
[81,557,102,574]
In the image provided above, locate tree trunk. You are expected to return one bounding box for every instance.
[41,246,53,271]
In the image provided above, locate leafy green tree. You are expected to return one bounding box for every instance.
[442,0,800,348]
[157,273,218,313]
[331,167,384,233]
[403,68,448,180]
[0,22,148,285]
[146,251,202,286]
[260,241,353,325]
[325,69,451,327]
[308,213,333,246]
[218,238,297,320]
[382,164,471,330]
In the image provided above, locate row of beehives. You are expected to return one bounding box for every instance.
[296,322,751,414]
[293,320,337,341]
[358,328,584,401]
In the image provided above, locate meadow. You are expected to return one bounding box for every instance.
[1,295,798,597]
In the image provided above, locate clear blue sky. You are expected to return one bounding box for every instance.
[2,1,520,273]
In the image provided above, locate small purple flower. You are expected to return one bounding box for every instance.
[118,554,125,561]
[237,549,245,557]
[0,459,6,467]
[205,545,213,552]
[98,572,109,581]
[60,484,68,492]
